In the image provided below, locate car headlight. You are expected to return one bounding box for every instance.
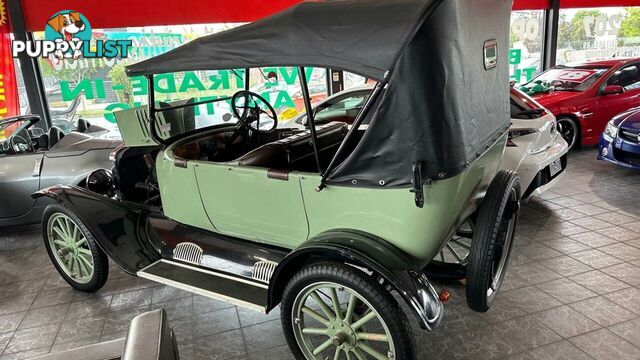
[507,128,538,146]
[603,121,618,141]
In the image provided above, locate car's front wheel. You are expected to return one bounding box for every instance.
[42,204,108,292]
[557,116,579,149]
[281,263,414,360]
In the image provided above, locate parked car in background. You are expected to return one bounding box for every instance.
[504,88,569,198]
[519,58,640,149]
[0,115,120,227]
[283,86,569,198]
[598,107,640,169]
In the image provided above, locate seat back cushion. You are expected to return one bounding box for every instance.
[122,309,179,360]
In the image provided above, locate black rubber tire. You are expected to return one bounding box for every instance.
[281,262,415,360]
[466,170,521,313]
[557,116,580,150]
[42,203,109,292]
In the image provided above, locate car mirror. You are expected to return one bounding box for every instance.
[86,169,114,197]
[602,85,624,96]
[222,113,233,122]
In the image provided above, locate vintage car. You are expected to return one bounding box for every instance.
[0,115,119,227]
[519,58,640,149]
[598,107,640,169]
[35,0,517,358]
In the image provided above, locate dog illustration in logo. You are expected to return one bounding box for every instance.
[47,11,85,59]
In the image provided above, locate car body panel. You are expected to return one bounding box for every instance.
[502,89,569,197]
[0,116,120,227]
[598,107,640,169]
[296,133,504,265]
[527,58,640,146]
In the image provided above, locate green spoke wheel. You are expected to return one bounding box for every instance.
[48,213,94,284]
[282,263,415,360]
[43,204,108,292]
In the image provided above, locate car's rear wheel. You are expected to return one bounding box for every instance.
[466,171,520,312]
[42,204,108,292]
[281,263,414,360]
[557,116,579,149]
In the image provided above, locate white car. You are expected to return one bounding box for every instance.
[504,88,569,199]
[282,85,568,199]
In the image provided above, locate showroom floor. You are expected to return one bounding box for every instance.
[0,148,639,360]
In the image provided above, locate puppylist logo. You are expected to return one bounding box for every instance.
[12,10,131,59]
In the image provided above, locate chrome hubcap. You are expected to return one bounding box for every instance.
[292,282,395,360]
[47,213,94,284]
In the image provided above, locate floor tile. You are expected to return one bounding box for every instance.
[569,328,640,360]
[492,315,562,351]
[600,262,640,286]
[537,278,597,304]
[242,319,287,353]
[570,270,631,295]
[55,314,106,345]
[526,340,592,360]
[570,232,618,248]
[605,287,640,315]
[0,312,26,334]
[0,294,36,316]
[542,238,591,255]
[193,329,246,360]
[3,323,59,354]
[570,249,624,269]
[109,288,153,311]
[17,303,68,330]
[532,306,601,338]
[610,318,640,348]
[540,255,593,277]
[193,307,240,339]
[569,296,637,327]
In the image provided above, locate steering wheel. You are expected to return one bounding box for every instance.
[9,135,33,154]
[231,91,278,133]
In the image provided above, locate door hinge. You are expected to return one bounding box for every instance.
[410,161,426,208]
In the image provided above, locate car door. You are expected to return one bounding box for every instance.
[594,63,640,133]
[192,162,309,248]
[0,129,44,219]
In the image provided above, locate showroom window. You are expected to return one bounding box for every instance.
[34,25,328,139]
[557,7,640,64]
[510,10,545,84]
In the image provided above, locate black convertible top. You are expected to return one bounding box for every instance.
[126,0,434,80]
[126,0,512,187]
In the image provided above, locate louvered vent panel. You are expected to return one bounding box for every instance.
[173,242,203,266]
[252,261,278,283]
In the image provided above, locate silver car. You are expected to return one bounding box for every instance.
[0,115,119,227]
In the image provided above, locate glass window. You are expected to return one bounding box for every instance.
[557,7,640,64]
[510,10,544,84]
[607,64,640,90]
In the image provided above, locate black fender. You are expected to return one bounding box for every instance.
[268,229,443,331]
[33,185,161,274]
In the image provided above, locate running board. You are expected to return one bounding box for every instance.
[138,260,268,313]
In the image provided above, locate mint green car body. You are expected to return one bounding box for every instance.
[116,109,506,267]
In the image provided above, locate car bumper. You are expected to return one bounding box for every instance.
[502,134,569,198]
[598,135,640,170]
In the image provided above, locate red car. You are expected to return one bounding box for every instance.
[520,58,640,149]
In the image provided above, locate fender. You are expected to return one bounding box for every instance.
[33,185,162,274]
[268,229,443,331]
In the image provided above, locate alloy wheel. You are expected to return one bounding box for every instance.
[292,282,396,360]
[557,118,577,149]
[47,213,95,284]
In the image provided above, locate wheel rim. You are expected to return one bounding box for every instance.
[47,213,94,284]
[557,119,577,149]
[487,189,518,301]
[291,282,396,360]
[438,220,473,265]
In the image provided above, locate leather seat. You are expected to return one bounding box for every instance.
[77,118,91,133]
[47,126,65,149]
[238,122,347,169]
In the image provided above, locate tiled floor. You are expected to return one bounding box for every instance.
[1,148,640,359]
